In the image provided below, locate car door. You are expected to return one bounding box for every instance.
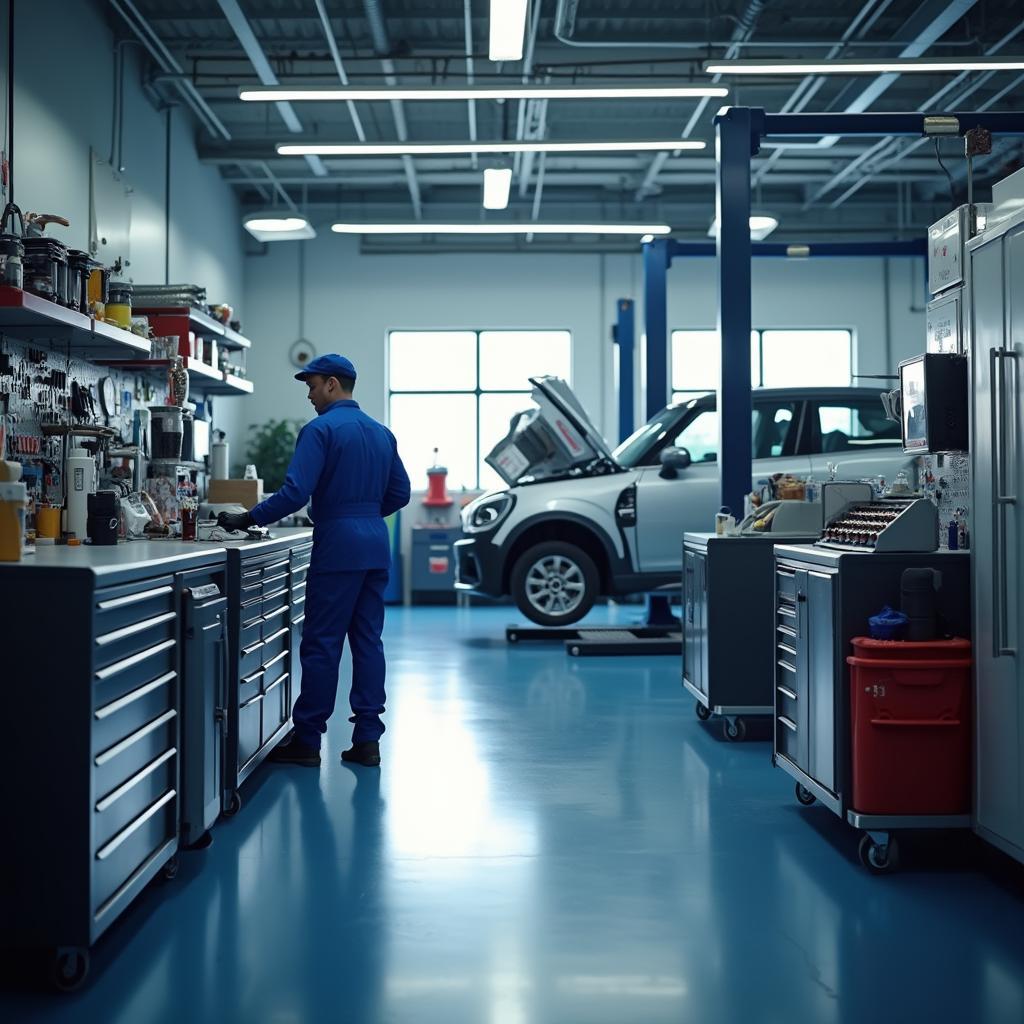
[806,396,911,484]
[634,398,811,573]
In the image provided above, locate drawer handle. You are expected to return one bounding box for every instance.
[292,595,306,608]
[97,584,173,611]
[95,789,177,861]
[293,613,306,626]
[242,571,261,582]
[263,558,290,573]
[242,639,266,657]
[777,659,796,674]
[262,605,288,623]
[870,717,962,728]
[777,605,796,619]
[263,586,288,603]
[241,668,265,687]
[263,571,289,587]
[263,649,288,672]
[776,624,797,639]
[95,671,176,720]
[242,611,263,629]
[264,672,289,696]
[291,581,307,594]
[95,748,176,812]
[241,691,264,710]
[96,611,177,647]
[264,626,289,644]
[778,715,797,732]
[777,684,797,701]
[95,709,177,766]
[95,639,176,681]
[777,642,797,657]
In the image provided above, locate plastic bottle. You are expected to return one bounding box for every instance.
[211,431,229,479]
[66,448,96,540]
[0,461,26,561]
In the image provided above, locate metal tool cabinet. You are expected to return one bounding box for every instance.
[222,530,312,814]
[683,532,816,741]
[771,544,971,871]
[0,543,223,989]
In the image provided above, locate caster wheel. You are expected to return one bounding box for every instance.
[858,833,900,875]
[223,790,242,817]
[695,702,711,722]
[50,947,89,992]
[161,856,180,881]
[569,645,581,657]
[795,783,816,806]
[723,717,747,742]
[508,632,519,644]
[187,831,214,851]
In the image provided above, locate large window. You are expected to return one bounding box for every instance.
[671,328,852,401]
[388,330,572,490]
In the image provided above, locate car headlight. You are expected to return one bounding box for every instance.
[465,492,515,533]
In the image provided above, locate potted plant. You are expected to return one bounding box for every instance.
[244,419,303,493]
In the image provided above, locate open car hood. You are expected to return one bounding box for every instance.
[484,376,617,486]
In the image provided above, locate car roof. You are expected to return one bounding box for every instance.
[667,385,887,410]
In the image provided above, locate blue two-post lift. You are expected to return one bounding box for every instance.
[639,106,1024,519]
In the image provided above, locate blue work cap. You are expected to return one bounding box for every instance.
[294,353,358,382]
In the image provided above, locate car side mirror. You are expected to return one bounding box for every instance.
[659,445,692,479]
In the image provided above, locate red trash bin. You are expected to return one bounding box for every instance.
[847,637,971,815]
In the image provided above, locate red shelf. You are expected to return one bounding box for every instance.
[134,305,252,351]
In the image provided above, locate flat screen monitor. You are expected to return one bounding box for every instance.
[898,353,968,455]
[900,356,929,452]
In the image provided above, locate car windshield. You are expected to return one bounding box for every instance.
[612,400,697,468]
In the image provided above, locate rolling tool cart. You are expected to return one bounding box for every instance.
[772,542,971,873]
[683,532,816,741]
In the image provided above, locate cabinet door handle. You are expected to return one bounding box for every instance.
[97,584,173,611]
[990,346,1019,658]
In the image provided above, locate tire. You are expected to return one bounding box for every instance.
[510,541,599,627]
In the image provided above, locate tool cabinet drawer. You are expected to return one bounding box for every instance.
[776,569,796,601]
[261,626,289,667]
[92,788,177,919]
[238,635,265,679]
[237,694,262,768]
[94,638,177,707]
[257,556,290,578]
[94,669,176,755]
[776,678,799,723]
[290,564,308,587]
[262,675,288,744]
[261,602,288,632]
[776,715,800,764]
[262,570,289,594]
[94,748,177,849]
[290,579,307,604]
[95,577,175,634]
[239,616,262,653]
[239,666,265,706]
[291,543,312,568]
[94,611,178,673]
[262,648,289,689]
[261,587,289,617]
[94,708,177,800]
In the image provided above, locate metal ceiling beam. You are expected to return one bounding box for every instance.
[312,0,367,142]
[463,0,478,170]
[214,0,326,176]
[363,0,423,219]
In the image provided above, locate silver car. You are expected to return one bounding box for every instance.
[455,377,910,626]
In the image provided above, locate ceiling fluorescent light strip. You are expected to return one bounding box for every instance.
[483,168,513,210]
[704,57,1024,75]
[489,0,528,62]
[278,140,705,156]
[330,223,671,236]
[239,85,730,101]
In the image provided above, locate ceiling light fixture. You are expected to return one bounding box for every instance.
[489,0,528,62]
[482,167,513,210]
[239,85,730,102]
[703,57,1024,75]
[707,214,778,241]
[330,223,672,236]
[277,139,705,156]
[243,212,316,241]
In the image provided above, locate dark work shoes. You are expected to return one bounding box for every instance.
[268,736,322,767]
[341,741,381,767]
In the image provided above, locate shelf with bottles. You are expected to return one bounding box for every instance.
[93,355,252,396]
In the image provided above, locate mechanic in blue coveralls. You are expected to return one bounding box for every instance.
[218,355,411,768]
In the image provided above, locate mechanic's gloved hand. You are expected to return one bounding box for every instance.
[217,510,253,533]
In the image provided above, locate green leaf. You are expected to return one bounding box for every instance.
[244,419,304,493]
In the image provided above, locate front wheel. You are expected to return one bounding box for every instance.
[510,541,599,627]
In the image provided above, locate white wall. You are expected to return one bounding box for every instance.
[239,234,927,474]
[2,0,246,438]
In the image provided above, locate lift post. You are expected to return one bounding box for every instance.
[612,298,636,443]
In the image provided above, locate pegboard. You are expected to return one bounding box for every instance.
[916,453,971,550]
[0,334,172,506]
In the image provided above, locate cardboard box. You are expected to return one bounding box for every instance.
[208,478,264,509]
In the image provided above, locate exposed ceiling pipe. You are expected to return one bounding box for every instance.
[108,0,231,140]
[313,0,367,143]
[515,1,546,193]
[215,0,326,176]
[260,161,300,212]
[804,16,1024,208]
[362,0,423,218]
[635,0,765,201]
[464,0,477,170]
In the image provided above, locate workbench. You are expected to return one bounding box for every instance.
[0,528,312,988]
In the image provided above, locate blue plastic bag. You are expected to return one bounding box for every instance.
[868,605,908,640]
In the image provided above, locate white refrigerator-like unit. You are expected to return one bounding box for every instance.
[967,168,1024,863]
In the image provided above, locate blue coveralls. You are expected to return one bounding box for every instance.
[249,399,411,748]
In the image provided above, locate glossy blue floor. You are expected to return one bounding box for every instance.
[6,604,1024,1022]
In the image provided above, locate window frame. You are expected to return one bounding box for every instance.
[387,328,572,489]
